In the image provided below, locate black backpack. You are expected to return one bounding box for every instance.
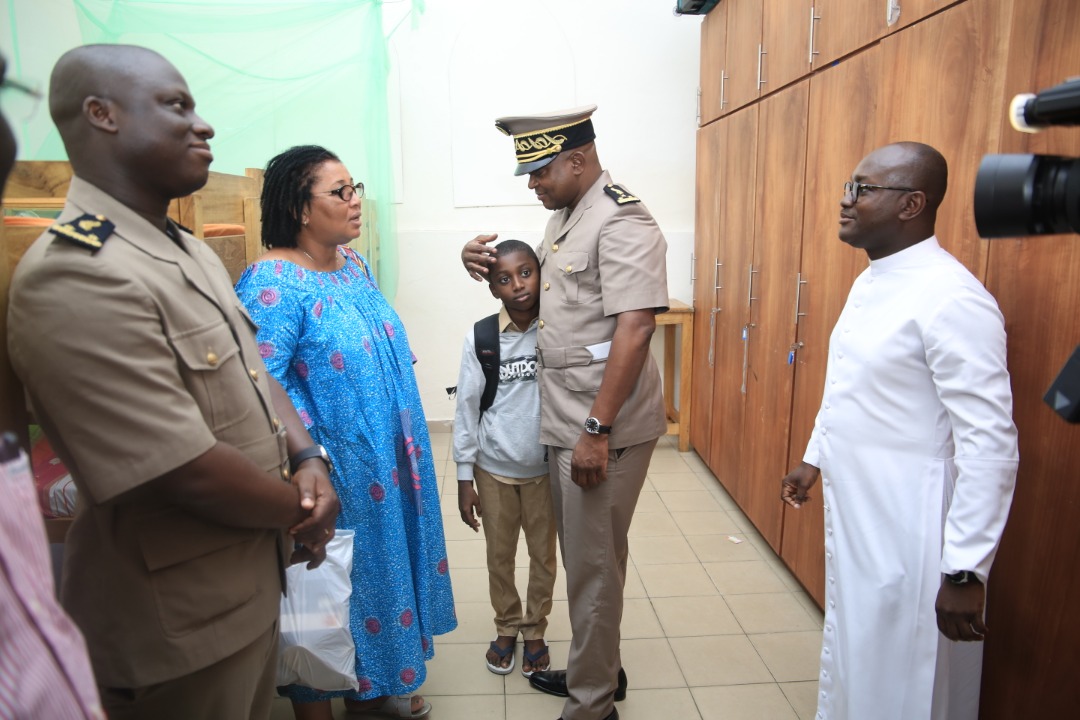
[447,313,500,417]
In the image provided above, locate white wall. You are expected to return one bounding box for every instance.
[386,0,701,421]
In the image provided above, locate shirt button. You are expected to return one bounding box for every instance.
[544,282,550,291]
[249,368,259,381]
[539,320,545,329]
[273,418,281,430]
[553,243,560,252]
[565,264,573,273]
[206,351,219,366]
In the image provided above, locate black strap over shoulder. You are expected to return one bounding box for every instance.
[474,312,501,416]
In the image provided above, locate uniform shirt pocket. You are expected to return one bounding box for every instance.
[138,511,264,637]
[169,320,250,432]
[564,362,605,393]
[557,251,591,305]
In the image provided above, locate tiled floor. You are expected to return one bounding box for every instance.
[271,434,823,720]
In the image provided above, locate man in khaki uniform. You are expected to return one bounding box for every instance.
[7,45,339,720]
[465,106,668,720]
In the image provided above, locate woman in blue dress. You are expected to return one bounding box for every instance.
[235,146,455,720]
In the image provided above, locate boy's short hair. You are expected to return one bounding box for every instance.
[488,239,539,284]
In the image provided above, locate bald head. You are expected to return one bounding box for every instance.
[49,45,169,136]
[866,142,948,215]
[46,44,213,216]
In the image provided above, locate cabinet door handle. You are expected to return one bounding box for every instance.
[741,322,754,394]
[794,272,808,325]
[709,258,722,368]
[690,253,696,285]
[757,45,767,90]
[809,7,821,66]
[747,263,759,307]
[720,71,728,109]
[708,308,719,368]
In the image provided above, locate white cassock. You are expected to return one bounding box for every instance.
[804,237,1018,720]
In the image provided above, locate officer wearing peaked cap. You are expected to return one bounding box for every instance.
[464,106,669,720]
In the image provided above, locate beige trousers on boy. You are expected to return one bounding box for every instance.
[474,467,557,640]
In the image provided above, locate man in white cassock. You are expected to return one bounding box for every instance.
[781,142,1018,720]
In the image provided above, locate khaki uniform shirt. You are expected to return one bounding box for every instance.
[536,171,669,449]
[8,177,288,688]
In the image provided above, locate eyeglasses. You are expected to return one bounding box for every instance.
[843,181,918,205]
[318,182,365,202]
[0,75,42,123]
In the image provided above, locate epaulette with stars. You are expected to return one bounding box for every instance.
[604,183,640,205]
[48,213,115,253]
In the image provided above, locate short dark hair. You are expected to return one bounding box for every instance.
[487,239,539,285]
[260,145,339,249]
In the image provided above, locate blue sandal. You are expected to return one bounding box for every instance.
[485,639,515,675]
[521,643,550,678]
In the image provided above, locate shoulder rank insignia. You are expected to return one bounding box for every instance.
[604,183,640,205]
[48,213,115,252]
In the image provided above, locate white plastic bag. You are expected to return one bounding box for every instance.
[277,529,358,691]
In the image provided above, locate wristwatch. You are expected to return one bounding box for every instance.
[290,444,334,476]
[584,417,612,435]
[945,570,979,585]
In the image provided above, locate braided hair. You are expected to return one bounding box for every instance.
[260,145,339,249]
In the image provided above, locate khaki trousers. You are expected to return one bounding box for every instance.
[475,467,558,639]
[100,620,279,720]
[549,439,657,720]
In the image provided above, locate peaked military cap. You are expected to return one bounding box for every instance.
[495,104,598,176]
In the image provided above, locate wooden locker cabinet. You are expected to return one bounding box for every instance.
[694,0,1080,713]
[738,81,811,552]
[708,106,759,501]
[809,0,887,69]
[978,1,1080,716]
[699,0,729,125]
[722,0,765,116]
[690,126,722,467]
[761,0,815,96]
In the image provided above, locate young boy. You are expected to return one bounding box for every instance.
[453,239,557,678]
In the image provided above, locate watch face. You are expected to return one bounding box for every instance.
[585,417,600,434]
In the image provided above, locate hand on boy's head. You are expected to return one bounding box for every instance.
[463,233,499,281]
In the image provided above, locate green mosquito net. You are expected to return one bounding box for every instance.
[3,0,422,298]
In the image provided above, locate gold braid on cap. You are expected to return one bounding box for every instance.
[510,117,594,165]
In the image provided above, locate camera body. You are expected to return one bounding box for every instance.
[973,77,1080,423]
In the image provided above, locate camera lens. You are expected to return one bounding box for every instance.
[974,153,1080,238]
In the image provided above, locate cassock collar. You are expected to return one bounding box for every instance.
[869,235,941,276]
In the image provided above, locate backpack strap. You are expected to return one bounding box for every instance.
[474,313,501,416]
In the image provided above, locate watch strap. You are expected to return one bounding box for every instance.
[290,445,331,474]
[585,417,612,435]
[945,570,979,585]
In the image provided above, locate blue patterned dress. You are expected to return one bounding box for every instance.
[235,247,457,703]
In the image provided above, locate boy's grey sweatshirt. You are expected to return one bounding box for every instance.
[453,313,546,481]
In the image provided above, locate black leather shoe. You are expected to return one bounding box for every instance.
[530,668,628,701]
[557,710,618,720]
